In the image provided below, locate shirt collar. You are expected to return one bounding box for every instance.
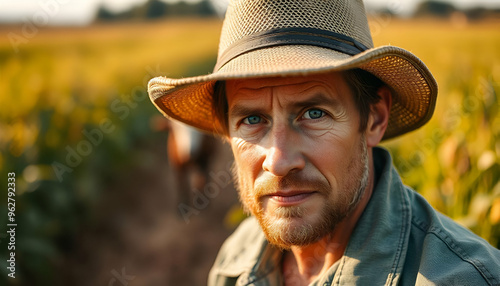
[332,147,411,285]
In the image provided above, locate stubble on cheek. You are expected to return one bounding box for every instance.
[231,160,256,215]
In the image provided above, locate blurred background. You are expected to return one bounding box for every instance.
[0,0,499,285]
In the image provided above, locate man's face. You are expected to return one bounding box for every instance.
[226,72,369,249]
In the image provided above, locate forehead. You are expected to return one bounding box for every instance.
[225,72,352,104]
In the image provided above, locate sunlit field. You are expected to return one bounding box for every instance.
[371,17,500,246]
[0,16,498,285]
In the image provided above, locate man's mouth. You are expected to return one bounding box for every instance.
[266,191,317,206]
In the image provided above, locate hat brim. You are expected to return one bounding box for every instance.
[148,45,437,140]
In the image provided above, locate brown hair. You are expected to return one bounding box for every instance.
[342,68,384,131]
[212,69,385,137]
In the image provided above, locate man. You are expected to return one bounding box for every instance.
[148,0,500,285]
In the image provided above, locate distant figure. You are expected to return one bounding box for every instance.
[152,116,216,206]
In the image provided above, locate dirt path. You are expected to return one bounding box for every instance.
[63,135,240,286]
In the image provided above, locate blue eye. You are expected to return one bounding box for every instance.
[303,109,324,119]
[243,115,262,125]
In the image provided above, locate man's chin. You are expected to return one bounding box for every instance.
[258,212,328,249]
[268,205,306,218]
[264,226,324,250]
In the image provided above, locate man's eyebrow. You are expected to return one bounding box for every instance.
[228,104,266,119]
[290,92,342,113]
[228,93,342,119]
[289,93,341,110]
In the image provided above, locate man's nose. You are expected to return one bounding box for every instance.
[262,125,305,177]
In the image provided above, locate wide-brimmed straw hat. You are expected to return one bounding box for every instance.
[148,0,437,140]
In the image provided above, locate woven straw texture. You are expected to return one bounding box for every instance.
[218,0,373,56]
[148,0,437,140]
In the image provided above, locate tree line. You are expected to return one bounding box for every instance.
[94,0,216,22]
[414,1,500,20]
[94,0,500,22]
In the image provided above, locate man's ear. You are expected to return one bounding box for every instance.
[365,86,392,147]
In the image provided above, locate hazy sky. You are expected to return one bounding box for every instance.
[0,0,498,25]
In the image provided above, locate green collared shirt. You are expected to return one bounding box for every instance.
[208,147,500,285]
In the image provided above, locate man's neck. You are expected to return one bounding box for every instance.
[282,154,376,285]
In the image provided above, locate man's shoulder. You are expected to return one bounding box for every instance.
[404,187,500,284]
[219,216,265,256]
[209,216,267,278]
